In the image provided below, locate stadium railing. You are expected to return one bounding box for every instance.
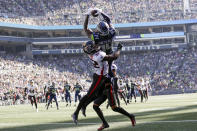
[32,43,187,55]
[0,32,185,44]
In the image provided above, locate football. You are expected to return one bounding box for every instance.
[91,10,99,17]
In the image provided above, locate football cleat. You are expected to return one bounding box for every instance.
[81,107,86,117]
[130,114,136,127]
[72,114,78,125]
[97,123,109,131]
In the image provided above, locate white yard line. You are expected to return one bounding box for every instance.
[1,120,197,126]
[138,107,174,112]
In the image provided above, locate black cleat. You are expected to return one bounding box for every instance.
[81,107,86,117]
[72,113,78,125]
[97,123,109,131]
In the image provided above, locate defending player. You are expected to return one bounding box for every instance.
[27,80,38,112]
[73,41,136,130]
[46,82,59,110]
[129,80,137,103]
[72,41,110,123]
[83,41,136,130]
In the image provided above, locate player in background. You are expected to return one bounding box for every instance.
[129,80,137,103]
[73,82,83,106]
[47,82,59,110]
[138,78,145,103]
[126,79,131,104]
[81,42,136,130]
[106,64,120,109]
[144,78,152,102]
[44,81,50,107]
[118,79,127,105]
[27,80,38,112]
[63,81,72,106]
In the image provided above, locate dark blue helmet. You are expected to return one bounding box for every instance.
[83,41,100,54]
[97,21,109,36]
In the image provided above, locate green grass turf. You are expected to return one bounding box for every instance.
[0,93,197,131]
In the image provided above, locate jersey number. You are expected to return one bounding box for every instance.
[91,60,99,68]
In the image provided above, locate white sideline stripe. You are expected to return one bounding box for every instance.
[138,107,173,112]
[1,120,197,126]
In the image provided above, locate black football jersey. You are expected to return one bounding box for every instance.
[91,27,116,54]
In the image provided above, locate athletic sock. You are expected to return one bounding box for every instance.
[113,107,131,118]
[93,105,108,125]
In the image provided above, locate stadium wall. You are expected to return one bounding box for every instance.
[0,19,197,30]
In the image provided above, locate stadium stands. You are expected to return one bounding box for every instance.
[0,0,197,25]
[0,0,197,106]
[0,47,197,104]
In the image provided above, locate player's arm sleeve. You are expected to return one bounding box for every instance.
[84,15,93,38]
[100,12,111,25]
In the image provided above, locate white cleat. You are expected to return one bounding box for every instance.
[36,109,39,112]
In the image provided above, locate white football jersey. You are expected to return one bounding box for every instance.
[28,85,36,96]
[140,79,146,90]
[118,80,125,90]
[89,50,108,76]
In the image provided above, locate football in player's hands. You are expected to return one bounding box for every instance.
[91,10,99,17]
[117,43,123,50]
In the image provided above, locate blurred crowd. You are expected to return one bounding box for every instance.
[0,54,92,105]
[0,47,196,105]
[0,0,197,26]
[116,48,197,92]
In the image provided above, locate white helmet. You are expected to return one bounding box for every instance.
[111,64,117,70]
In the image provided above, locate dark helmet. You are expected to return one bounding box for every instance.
[83,41,100,54]
[97,21,109,36]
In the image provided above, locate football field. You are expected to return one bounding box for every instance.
[0,93,197,131]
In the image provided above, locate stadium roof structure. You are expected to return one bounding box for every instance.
[0,19,197,30]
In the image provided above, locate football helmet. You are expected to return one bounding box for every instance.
[97,21,109,36]
[83,41,100,54]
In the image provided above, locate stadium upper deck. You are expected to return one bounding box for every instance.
[0,0,197,26]
[0,19,196,56]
